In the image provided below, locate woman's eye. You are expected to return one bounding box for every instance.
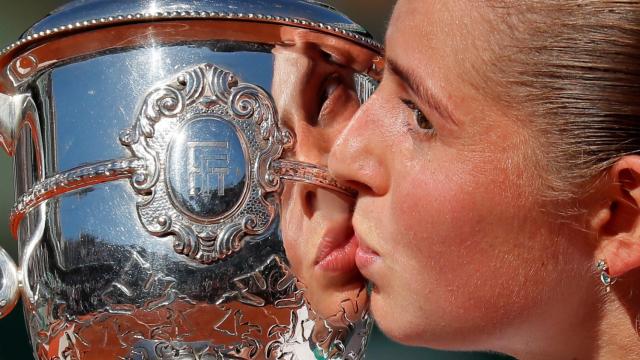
[402,99,433,131]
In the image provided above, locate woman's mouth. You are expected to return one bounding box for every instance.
[314,224,359,273]
[355,235,380,271]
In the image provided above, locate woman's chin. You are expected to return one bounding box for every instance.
[372,312,445,349]
[370,293,494,352]
[368,290,442,348]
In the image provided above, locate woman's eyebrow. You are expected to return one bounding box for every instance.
[386,57,459,126]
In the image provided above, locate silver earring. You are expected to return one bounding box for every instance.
[596,259,616,293]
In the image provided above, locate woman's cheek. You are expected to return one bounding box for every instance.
[388,151,527,286]
[389,158,482,250]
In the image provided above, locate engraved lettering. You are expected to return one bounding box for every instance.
[187,141,230,197]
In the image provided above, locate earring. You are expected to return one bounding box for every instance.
[596,259,616,293]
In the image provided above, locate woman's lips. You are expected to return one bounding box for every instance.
[355,235,380,270]
[314,225,358,273]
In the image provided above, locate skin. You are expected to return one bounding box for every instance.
[328,1,640,359]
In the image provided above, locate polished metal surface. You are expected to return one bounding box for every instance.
[0,0,381,77]
[0,1,382,359]
[0,246,19,317]
[24,0,371,39]
[11,158,145,234]
[0,93,41,157]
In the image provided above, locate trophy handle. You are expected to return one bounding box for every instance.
[0,93,32,156]
[0,90,45,318]
[0,93,44,183]
[0,246,19,319]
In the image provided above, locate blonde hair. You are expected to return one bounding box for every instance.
[488,1,640,199]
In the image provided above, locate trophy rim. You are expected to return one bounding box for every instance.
[0,0,382,69]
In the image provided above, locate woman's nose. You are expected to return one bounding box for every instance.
[328,92,390,196]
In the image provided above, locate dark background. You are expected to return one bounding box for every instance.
[0,0,511,359]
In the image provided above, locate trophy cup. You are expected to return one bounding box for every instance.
[0,1,382,358]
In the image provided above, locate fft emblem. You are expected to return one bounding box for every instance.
[166,117,248,221]
[187,141,230,197]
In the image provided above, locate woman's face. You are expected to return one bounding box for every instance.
[329,0,595,351]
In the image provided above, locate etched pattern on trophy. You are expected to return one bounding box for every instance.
[13,51,376,359]
[24,238,368,360]
[0,1,383,358]
[119,65,293,265]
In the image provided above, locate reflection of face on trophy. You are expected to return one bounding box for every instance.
[0,1,382,359]
[273,26,376,329]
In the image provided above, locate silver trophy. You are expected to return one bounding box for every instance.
[0,1,382,358]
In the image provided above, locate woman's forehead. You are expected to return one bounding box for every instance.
[387,0,496,55]
[385,1,523,137]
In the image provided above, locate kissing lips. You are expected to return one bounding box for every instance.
[315,227,359,273]
[355,236,380,270]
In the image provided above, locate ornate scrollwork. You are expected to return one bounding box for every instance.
[120,64,290,264]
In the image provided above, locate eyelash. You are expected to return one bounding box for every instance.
[401,99,434,132]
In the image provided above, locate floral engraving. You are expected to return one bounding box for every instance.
[120,64,292,264]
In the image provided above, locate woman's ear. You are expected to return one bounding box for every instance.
[591,156,640,277]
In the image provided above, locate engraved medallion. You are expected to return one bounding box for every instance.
[166,117,249,222]
[119,64,292,265]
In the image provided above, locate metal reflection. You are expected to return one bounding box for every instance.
[0,1,381,359]
[275,27,375,360]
